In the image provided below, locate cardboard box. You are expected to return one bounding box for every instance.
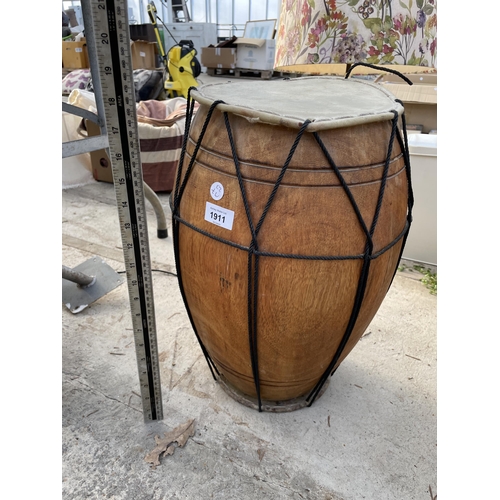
[131,40,157,69]
[62,39,89,69]
[235,39,276,71]
[233,19,276,71]
[201,47,237,69]
[130,23,157,42]
[376,73,437,133]
[85,120,113,183]
[240,19,276,40]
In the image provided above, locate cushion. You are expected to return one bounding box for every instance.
[62,69,92,95]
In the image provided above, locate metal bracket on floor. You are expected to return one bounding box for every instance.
[62,257,125,314]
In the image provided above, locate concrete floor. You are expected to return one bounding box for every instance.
[62,73,437,499]
[62,185,436,500]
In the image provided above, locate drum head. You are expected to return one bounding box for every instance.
[191,76,405,131]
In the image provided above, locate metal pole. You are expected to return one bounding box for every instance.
[81,0,107,136]
[62,266,96,287]
[216,0,219,34]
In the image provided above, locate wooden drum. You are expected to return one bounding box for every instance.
[171,76,412,412]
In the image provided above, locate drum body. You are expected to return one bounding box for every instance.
[171,77,411,409]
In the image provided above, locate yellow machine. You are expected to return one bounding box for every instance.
[147,2,201,99]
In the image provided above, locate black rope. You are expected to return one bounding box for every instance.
[395,99,415,216]
[171,96,229,381]
[173,212,409,261]
[173,86,197,208]
[254,120,312,236]
[345,62,414,86]
[386,100,414,290]
[222,112,257,240]
[307,111,401,406]
[174,96,226,216]
[252,120,311,411]
[370,111,399,237]
[172,215,220,381]
[312,132,373,246]
[222,113,311,411]
[221,112,262,409]
[248,245,260,408]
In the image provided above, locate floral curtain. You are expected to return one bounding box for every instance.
[275,0,437,70]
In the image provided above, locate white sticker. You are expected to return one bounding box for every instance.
[205,202,234,230]
[210,182,224,201]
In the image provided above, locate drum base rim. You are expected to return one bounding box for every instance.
[217,374,330,413]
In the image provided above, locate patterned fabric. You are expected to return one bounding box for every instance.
[62,69,91,95]
[275,0,437,69]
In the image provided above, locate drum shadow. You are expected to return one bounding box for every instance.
[191,351,437,499]
[261,351,437,495]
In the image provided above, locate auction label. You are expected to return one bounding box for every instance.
[210,182,224,201]
[205,202,234,230]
